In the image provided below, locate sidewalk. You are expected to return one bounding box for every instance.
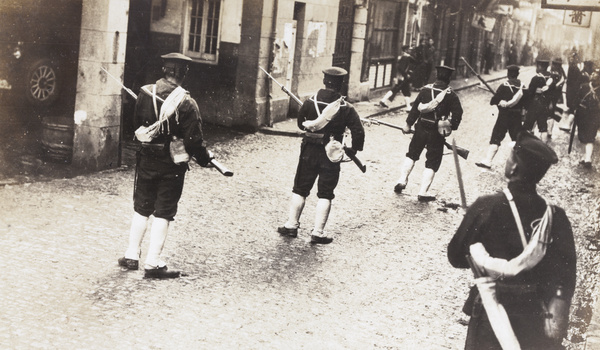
[259,67,523,137]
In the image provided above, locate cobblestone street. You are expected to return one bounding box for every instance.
[1,70,599,349]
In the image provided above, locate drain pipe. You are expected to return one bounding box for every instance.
[266,0,279,127]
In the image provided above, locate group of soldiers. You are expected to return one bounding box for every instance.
[115,51,595,349]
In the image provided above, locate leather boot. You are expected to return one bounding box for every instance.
[278,193,305,237]
[476,144,499,169]
[417,168,436,202]
[395,158,415,193]
[311,198,333,244]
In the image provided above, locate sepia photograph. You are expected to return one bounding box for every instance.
[0,0,599,348]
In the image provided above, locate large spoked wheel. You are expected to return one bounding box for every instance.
[25,58,60,107]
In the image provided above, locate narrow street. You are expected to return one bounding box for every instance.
[0,70,599,349]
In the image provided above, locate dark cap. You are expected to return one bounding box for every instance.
[507,65,520,73]
[536,59,550,68]
[513,132,558,182]
[401,45,410,51]
[161,52,192,62]
[435,65,455,82]
[552,57,563,65]
[322,67,348,77]
[584,60,595,69]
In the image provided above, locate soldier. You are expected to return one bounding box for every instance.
[118,53,212,279]
[523,59,552,142]
[574,70,600,168]
[560,51,583,132]
[395,65,463,202]
[449,131,576,349]
[379,45,416,112]
[476,65,525,169]
[547,58,567,138]
[277,67,365,244]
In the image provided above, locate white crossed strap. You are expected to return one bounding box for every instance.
[302,94,344,132]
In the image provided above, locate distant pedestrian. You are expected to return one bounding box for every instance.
[118,53,212,279]
[394,65,463,202]
[482,41,495,74]
[277,67,365,244]
[508,41,518,66]
[476,65,525,169]
[574,70,600,168]
[379,45,416,112]
[424,38,435,85]
[412,38,427,89]
[523,59,552,142]
[521,41,532,66]
[449,131,576,350]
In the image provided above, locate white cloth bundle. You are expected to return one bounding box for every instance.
[418,87,451,113]
[134,86,188,142]
[498,83,524,108]
[302,95,343,132]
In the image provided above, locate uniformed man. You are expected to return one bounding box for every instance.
[277,67,365,244]
[523,59,552,142]
[476,65,525,169]
[379,45,416,112]
[118,52,212,278]
[448,132,576,349]
[547,58,567,138]
[394,65,463,202]
[574,70,600,168]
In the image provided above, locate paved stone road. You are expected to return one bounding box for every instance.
[1,68,599,349]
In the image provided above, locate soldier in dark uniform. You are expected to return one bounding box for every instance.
[574,71,600,168]
[118,53,212,279]
[476,65,525,169]
[547,58,567,138]
[449,131,576,349]
[560,52,583,132]
[379,45,416,112]
[523,59,552,142]
[395,65,463,202]
[278,67,365,244]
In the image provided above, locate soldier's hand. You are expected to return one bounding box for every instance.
[401,124,412,134]
[498,101,508,108]
[196,147,214,167]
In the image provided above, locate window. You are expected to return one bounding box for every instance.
[183,0,222,63]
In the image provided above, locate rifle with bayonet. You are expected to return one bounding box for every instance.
[364,117,470,160]
[259,66,367,173]
[460,56,495,94]
[101,67,234,176]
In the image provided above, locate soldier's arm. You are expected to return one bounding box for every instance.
[448,197,489,268]
[346,107,365,151]
[297,100,312,130]
[549,208,577,300]
[450,94,463,130]
[490,85,504,106]
[406,91,423,126]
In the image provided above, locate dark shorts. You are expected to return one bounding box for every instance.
[406,122,445,171]
[523,98,549,133]
[292,142,341,200]
[490,111,523,145]
[391,79,411,97]
[134,157,186,221]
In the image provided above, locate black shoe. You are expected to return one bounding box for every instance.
[394,183,406,194]
[475,162,491,169]
[118,257,139,270]
[310,235,333,245]
[579,160,592,169]
[277,226,298,238]
[418,195,436,202]
[144,266,182,279]
[378,101,389,108]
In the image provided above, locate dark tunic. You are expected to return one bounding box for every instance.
[292,89,365,200]
[566,65,583,112]
[488,78,525,145]
[133,78,206,220]
[523,73,551,132]
[390,54,416,97]
[448,181,577,350]
[575,83,600,143]
[405,81,463,171]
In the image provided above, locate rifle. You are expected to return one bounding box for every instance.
[365,117,470,160]
[568,114,577,154]
[460,57,495,94]
[260,66,367,173]
[101,66,234,177]
[451,138,468,209]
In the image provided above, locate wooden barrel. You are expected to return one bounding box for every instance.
[41,116,73,163]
